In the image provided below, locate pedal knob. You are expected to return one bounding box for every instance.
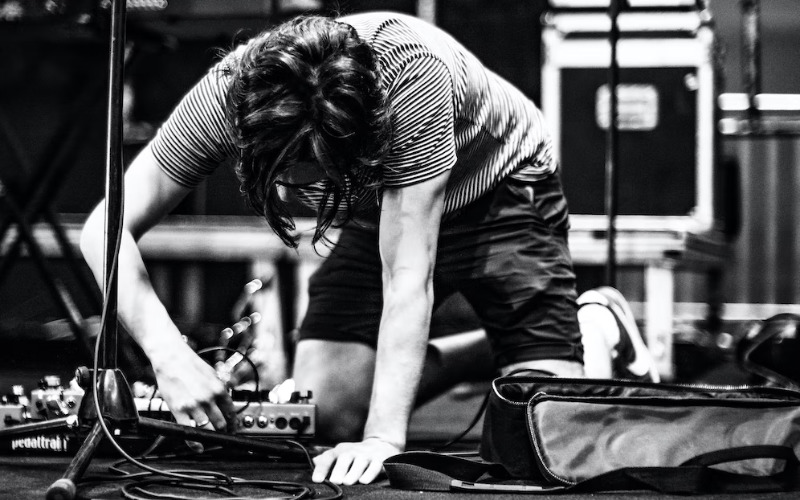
[275,417,288,429]
[289,417,302,430]
[290,391,313,403]
[40,375,61,389]
[9,385,27,405]
[242,415,255,428]
[257,416,268,428]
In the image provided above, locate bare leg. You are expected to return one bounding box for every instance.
[292,339,376,443]
[292,331,497,442]
[293,326,597,442]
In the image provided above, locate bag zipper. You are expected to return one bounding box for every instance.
[491,376,800,406]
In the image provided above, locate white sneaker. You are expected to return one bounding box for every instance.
[578,287,660,382]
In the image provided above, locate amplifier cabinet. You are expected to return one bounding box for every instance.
[541,11,719,233]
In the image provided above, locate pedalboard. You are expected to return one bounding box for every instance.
[1,377,82,431]
[0,377,316,456]
[29,376,83,420]
[136,393,316,438]
[1,379,80,455]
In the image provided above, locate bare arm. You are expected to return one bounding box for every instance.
[312,169,450,484]
[80,147,235,430]
[367,173,449,446]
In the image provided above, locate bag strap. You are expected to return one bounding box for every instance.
[573,445,800,494]
[385,446,800,494]
[383,451,509,491]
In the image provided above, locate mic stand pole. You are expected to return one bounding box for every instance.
[45,0,132,495]
[44,2,306,499]
[604,0,622,288]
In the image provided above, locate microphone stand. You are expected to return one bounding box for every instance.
[39,2,304,499]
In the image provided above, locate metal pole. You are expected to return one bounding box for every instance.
[741,0,762,131]
[101,0,127,367]
[605,0,622,287]
[417,0,437,24]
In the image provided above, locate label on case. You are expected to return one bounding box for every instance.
[595,83,660,131]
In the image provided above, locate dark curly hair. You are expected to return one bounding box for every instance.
[225,15,392,248]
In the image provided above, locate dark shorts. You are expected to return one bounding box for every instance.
[298,171,583,368]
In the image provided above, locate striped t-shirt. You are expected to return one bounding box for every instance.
[149,11,556,217]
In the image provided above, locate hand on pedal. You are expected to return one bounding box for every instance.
[151,340,237,433]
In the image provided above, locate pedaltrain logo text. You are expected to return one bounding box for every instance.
[11,434,69,452]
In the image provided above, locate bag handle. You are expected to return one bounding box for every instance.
[385,446,800,494]
[573,445,800,494]
[681,444,799,468]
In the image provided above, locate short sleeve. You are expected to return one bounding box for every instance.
[149,58,238,188]
[381,54,456,187]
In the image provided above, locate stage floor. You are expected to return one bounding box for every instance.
[3,453,800,500]
[2,382,798,500]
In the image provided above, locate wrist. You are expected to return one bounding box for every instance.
[363,397,410,451]
[143,330,192,367]
[362,434,406,451]
[362,418,407,450]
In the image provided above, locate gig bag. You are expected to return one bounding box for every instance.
[385,376,800,494]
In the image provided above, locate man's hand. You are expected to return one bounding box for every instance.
[151,340,237,432]
[311,437,401,485]
[220,319,289,391]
